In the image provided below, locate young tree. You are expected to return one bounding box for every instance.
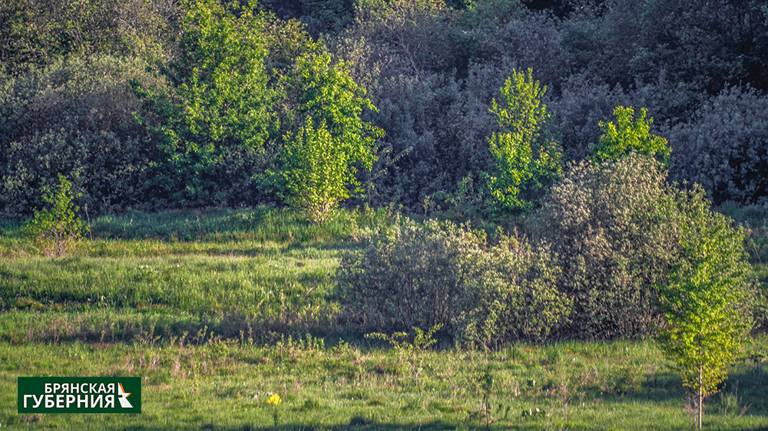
[135,0,279,205]
[486,68,562,212]
[27,175,90,257]
[657,187,753,429]
[593,106,670,164]
[278,44,381,221]
[279,118,363,222]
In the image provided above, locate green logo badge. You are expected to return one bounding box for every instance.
[18,377,141,414]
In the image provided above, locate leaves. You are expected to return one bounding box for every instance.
[278,45,382,222]
[487,68,562,212]
[657,187,753,399]
[593,106,670,164]
[136,0,279,206]
[26,175,89,256]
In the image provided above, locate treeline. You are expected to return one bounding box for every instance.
[2,0,768,218]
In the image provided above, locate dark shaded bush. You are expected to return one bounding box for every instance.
[134,0,281,208]
[337,218,570,346]
[0,54,163,216]
[666,86,768,205]
[529,155,679,338]
[0,0,178,72]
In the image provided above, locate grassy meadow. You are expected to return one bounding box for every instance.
[1,207,767,430]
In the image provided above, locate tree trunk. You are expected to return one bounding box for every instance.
[697,366,703,430]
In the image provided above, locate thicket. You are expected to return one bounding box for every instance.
[2,0,768,217]
[530,155,677,338]
[337,218,569,347]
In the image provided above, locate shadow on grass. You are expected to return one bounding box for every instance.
[121,420,548,431]
[87,206,386,246]
[89,208,272,241]
[591,366,768,416]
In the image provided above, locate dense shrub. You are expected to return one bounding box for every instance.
[530,155,678,338]
[666,86,768,205]
[276,44,381,222]
[134,0,280,207]
[337,218,570,346]
[455,235,568,347]
[0,0,178,72]
[0,54,162,216]
[592,106,669,164]
[551,74,630,161]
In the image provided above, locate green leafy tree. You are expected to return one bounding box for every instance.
[657,187,753,429]
[486,68,562,212]
[593,106,670,164]
[278,45,381,221]
[26,175,89,257]
[135,0,279,205]
[280,118,358,222]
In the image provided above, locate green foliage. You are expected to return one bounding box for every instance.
[278,45,381,221]
[457,234,568,347]
[338,218,570,346]
[366,324,442,352]
[135,0,279,206]
[0,0,177,72]
[280,119,358,223]
[26,175,89,257]
[287,44,382,157]
[486,68,562,212]
[0,54,160,216]
[531,155,678,338]
[657,187,754,427]
[366,324,442,382]
[593,106,670,164]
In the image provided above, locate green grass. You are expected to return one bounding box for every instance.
[0,207,392,343]
[1,339,767,430]
[1,206,767,429]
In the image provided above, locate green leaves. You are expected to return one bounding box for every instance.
[486,68,562,212]
[26,175,89,257]
[657,187,753,425]
[593,106,670,164]
[278,45,382,222]
[137,0,280,205]
[280,118,350,223]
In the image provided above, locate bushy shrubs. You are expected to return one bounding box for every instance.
[0,54,161,216]
[592,106,669,164]
[134,0,279,207]
[277,45,381,222]
[666,86,768,205]
[530,155,678,338]
[486,68,562,212]
[26,175,89,257]
[337,218,571,347]
[339,151,759,344]
[455,235,568,347]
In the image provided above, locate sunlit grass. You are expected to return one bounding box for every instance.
[0,339,767,430]
[1,206,766,429]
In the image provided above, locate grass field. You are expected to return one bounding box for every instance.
[1,207,767,430]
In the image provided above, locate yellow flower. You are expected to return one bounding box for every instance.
[265,393,281,407]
